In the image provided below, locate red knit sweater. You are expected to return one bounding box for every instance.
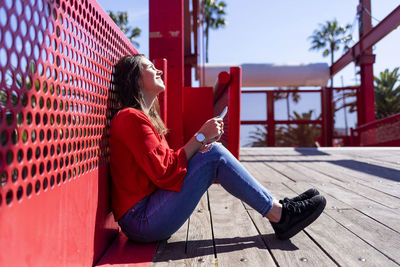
[109,108,188,220]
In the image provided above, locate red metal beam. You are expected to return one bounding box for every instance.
[241,120,322,125]
[331,4,400,76]
[242,89,322,93]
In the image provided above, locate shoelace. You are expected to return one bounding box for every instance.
[285,199,310,215]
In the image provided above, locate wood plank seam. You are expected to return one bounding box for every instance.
[301,230,341,266]
[322,211,400,265]
[240,201,280,267]
[299,161,400,200]
[260,162,297,183]
[206,190,218,259]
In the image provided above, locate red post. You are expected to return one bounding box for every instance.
[320,90,326,146]
[267,92,275,146]
[183,0,192,87]
[357,0,376,125]
[322,87,333,146]
[150,0,184,149]
[154,58,168,124]
[228,67,241,158]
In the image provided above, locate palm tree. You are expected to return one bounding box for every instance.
[246,126,267,147]
[247,110,321,147]
[374,67,400,119]
[276,111,321,147]
[203,0,227,63]
[108,11,141,48]
[274,88,301,120]
[309,19,352,87]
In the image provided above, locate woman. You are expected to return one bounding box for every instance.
[109,54,326,243]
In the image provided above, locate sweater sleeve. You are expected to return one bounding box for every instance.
[115,109,188,191]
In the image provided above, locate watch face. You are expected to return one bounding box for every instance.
[196,133,205,143]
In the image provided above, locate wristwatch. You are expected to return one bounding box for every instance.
[194,132,206,145]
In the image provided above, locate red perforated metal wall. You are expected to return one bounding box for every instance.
[0,0,138,265]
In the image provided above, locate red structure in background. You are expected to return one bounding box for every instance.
[149,0,185,149]
[331,1,400,146]
[149,0,241,156]
[0,0,399,266]
[241,1,400,147]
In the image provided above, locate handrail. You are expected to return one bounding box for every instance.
[243,89,322,93]
[241,120,323,125]
[354,113,400,132]
[213,71,231,103]
[351,113,400,146]
[213,68,241,158]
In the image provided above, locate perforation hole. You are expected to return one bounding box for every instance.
[43,177,48,191]
[35,180,40,194]
[0,171,7,187]
[17,186,23,201]
[26,183,32,197]
[22,166,28,180]
[6,190,13,205]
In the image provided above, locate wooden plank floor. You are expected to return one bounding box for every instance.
[152,148,400,266]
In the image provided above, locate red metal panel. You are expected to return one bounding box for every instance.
[154,58,168,124]
[95,232,156,267]
[183,87,214,143]
[149,0,184,149]
[0,0,138,265]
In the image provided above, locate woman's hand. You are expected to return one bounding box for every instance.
[183,117,224,160]
[198,117,224,143]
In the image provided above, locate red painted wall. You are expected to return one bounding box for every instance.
[149,0,184,149]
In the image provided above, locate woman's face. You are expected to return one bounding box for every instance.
[140,57,165,95]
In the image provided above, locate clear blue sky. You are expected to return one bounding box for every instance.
[97,0,399,145]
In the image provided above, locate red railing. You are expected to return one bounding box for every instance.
[351,113,400,146]
[241,87,359,147]
[241,89,323,147]
[213,67,242,158]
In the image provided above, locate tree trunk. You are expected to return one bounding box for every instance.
[205,25,209,63]
[286,95,290,119]
[330,44,334,87]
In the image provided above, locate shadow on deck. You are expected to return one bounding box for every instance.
[152,147,400,266]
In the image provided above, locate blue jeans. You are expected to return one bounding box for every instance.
[118,143,274,243]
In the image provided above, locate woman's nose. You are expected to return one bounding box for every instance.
[157,69,163,76]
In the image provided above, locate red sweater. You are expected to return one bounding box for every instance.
[109,108,188,220]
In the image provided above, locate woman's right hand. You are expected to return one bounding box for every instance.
[198,117,224,143]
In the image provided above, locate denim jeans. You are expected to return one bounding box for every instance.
[118,143,274,243]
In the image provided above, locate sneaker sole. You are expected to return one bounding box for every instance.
[276,196,326,240]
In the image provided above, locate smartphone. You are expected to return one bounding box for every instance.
[218,106,228,119]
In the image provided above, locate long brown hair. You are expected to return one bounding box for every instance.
[113,54,168,135]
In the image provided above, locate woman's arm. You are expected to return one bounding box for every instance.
[183,117,224,160]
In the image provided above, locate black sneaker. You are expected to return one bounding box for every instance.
[271,195,326,240]
[280,188,320,204]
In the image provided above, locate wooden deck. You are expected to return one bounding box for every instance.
[152,148,400,266]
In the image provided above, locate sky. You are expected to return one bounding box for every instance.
[96,0,400,145]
